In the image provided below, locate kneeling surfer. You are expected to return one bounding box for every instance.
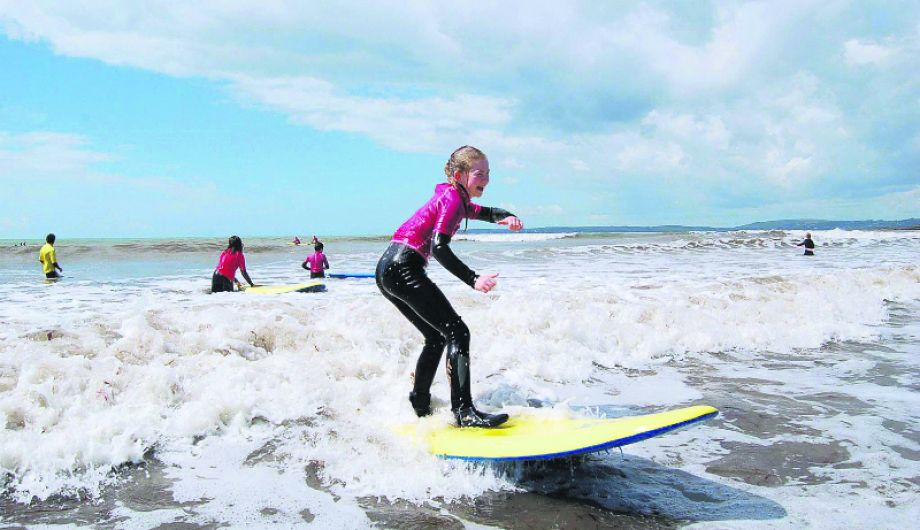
[376,145,524,428]
[212,235,255,293]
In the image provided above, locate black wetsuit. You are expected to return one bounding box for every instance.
[211,271,234,292]
[376,205,514,424]
[796,238,815,256]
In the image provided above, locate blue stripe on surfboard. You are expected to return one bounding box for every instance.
[328,272,375,278]
[440,410,719,462]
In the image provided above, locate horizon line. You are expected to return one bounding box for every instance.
[2,217,918,241]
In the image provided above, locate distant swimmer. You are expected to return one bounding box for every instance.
[212,235,255,293]
[796,232,816,256]
[376,145,524,428]
[38,233,63,278]
[302,242,330,278]
[311,235,320,246]
[292,236,301,245]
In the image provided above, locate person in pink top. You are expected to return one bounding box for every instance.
[376,145,524,428]
[301,242,330,278]
[211,235,255,293]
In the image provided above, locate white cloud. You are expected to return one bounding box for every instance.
[0,132,116,173]
[228,75,514,152]
[735,184,920,221]
[766,154,812,187]
[0,130,218,198]
[614,135,685,172]
[0,2,849,153]
[642,111,731,148]
[844,39,896,66]
[507,72,857,193]
[1,1,916,222]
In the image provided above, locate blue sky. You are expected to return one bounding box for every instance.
[1,1,918,238]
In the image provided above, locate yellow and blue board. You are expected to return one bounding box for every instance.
[401,405,718,461]
[328,272,375,279]
[244,281,325,294]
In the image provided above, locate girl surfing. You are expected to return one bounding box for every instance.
[376,146,523,428]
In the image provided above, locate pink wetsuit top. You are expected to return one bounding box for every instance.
[305,251,328,273]
[216,249,246,281]
[391,183,481,261]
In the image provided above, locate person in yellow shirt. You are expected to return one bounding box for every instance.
[39,233,63,279]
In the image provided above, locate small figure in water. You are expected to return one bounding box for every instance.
[212,235,254,293]
[376,145,524,428]
[39,233,63,278]
[302,242,330,279]
[292,236,301,245]
[796,232,815,256]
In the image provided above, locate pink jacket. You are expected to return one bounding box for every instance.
[391,183,481,260]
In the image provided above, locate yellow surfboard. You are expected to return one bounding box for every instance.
[244,281,325,294]
[399,405,718,461]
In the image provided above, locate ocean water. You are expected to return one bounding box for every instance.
[0,229,918,529]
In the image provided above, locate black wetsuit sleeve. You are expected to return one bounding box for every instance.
[475,206,516,223]
[796,241,804,246]
[432,233,478,288]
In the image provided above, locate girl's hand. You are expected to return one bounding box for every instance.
[497,216,523,232]
[474,272,499,293]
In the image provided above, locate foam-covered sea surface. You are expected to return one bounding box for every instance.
[1,229,918,529]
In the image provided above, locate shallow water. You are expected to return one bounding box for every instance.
[1,229,918,528]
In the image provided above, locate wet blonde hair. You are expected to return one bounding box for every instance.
[444,145,487,186]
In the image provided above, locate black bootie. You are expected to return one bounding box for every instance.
[409,391,432,417]
[454,407,509,428]
[447,351,508,428]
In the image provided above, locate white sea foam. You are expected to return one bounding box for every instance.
[1,230,918,527]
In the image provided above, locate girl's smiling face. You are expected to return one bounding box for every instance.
[460,158,490,198]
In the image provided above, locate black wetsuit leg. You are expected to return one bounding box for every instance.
[45,271,60,279]
[310,271,325,279]
[376,243,473,413]
[211,271,234,293]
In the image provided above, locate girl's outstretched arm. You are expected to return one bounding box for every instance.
[476,207,523,231]
[431,233,478,288]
